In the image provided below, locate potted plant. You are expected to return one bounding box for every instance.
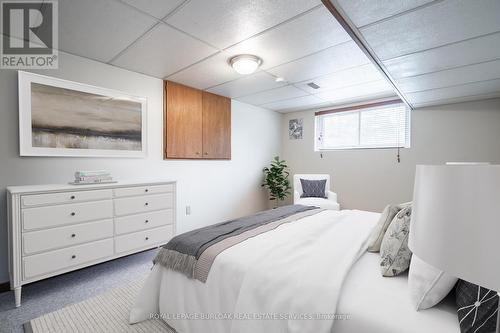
[262,156,291,208]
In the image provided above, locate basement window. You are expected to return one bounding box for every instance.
[315,100,410,151]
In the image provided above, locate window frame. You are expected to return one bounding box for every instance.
[314,101,411,151]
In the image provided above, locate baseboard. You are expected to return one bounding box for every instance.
[0,281,10,293]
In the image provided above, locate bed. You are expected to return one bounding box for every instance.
[129,208,460,333]
[334,252,458,333]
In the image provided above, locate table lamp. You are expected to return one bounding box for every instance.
[409,164,500,333]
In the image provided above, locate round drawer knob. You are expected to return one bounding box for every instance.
[145,220,149,223]
[145,189,149,192]
[71,212,76,216]
[145,237,149,241]
[145,202,149,206]
[70,195,75,200]
[71,234,76,238]
[71,255,76,259]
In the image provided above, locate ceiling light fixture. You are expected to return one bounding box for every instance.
[229,54,262,75]
[275,77,285,82]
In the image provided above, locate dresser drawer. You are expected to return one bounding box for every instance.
[23,239,114,279]
[115,209,173,235]
[23,219,113,255]
[115,225,173,254]
[114,193,173,216]
[22,200,113,231]
[114,184,174,198]
[22,189,112,207]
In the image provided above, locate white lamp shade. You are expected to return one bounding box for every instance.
[409,164,500,291]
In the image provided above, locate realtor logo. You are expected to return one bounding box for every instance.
[1,0,58,69]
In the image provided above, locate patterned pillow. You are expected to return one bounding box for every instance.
[380,206,413,277]
[300,179,327,198]
[456,280,499,333]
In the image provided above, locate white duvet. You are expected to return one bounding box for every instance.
[130,209,379,333]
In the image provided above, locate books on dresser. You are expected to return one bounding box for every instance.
[72,170,115,184]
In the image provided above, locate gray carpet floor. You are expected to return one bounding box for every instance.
[0,248,158,333]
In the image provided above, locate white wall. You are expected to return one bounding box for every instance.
[281,99,500,212]
[0,53,282,283]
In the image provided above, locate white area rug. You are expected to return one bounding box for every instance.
[24,280,174,333]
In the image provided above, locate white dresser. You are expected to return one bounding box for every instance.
[6,180,176,307]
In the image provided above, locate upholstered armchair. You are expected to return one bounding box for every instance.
[293,174,340,210]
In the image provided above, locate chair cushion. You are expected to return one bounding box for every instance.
[300,179,327,198]
[295,198,339,210]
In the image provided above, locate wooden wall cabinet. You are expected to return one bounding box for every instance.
[164,81,231,160]
[202,91,231,159]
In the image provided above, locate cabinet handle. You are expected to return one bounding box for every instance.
[70,195,75,200]
[145,189,149,193]
[71,234,76,238]
[145,202,149,206]
[71,255,76,259]
[145,237,149,241]
[71,212,76,216]
[195,152,200,155]
[145,220,149,223]
[204,152,208,155]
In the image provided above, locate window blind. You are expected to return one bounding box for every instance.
[315,101,410,150]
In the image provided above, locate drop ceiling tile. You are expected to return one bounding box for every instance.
[317,92,397,108]
[261,95,326,112]
[384,33,500,79]
[314,80,396,104]
[294,63,384,93]
[360,0,500,60]
[112,24,218,78]
[206,71,286,98]
[336,0,434,27]
[227,6,351,70]
[168,6,351,91]
[412,91,500,108]
[267,41,370,83]
[237,85,309,105]
[396,59,500,93]
[165,0,321,49]
[120,0,185,19]
[406,79,500,105]
[166,52,241,90]
[56,0,158,62]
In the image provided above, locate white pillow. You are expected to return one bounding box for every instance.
[408,255,458,310]
[366,204,401,253]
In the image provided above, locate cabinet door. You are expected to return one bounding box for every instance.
[165,81,203,159]
[202,92,231,159]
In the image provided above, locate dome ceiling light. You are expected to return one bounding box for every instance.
[229,54,262,75]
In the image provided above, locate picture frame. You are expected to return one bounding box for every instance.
[289,118,303,140]
[18,71,147,158]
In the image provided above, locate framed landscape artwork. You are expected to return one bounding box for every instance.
[18,71,147,157]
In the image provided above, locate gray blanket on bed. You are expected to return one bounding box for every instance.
[154,204,318,281]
